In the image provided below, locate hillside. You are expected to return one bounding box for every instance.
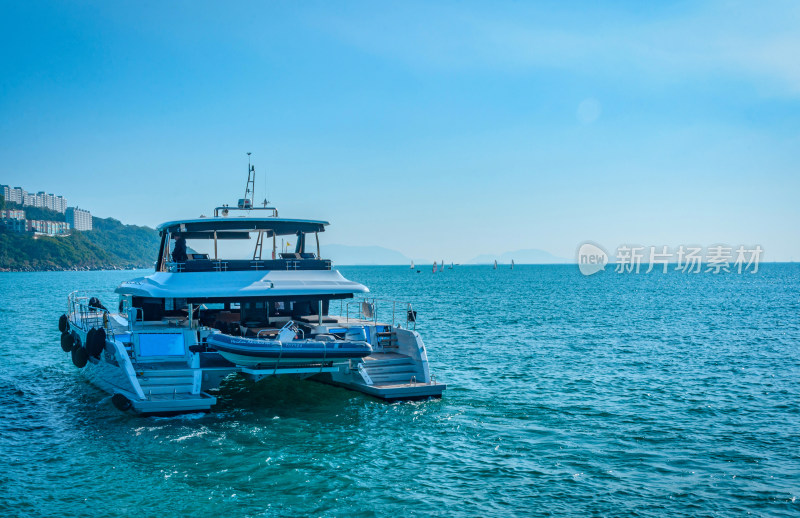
[86,217,160,266]
[0,201,159,271]
[3,201,66,222]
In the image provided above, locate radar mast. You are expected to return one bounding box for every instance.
[240,152,255,209]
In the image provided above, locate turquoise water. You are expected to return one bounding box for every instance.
[1,265,798,517]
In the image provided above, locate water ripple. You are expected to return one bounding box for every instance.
[0,266,798,516]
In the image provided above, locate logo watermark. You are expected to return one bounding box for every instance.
[577,242,609,276]
[577,243,763,275]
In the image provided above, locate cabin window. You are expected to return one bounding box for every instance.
[164,298,187,316]
[266,299,330,319]
[242,300,268,325]
[138,333,186,357]
[133,297,165,321]
[269,301,292,317]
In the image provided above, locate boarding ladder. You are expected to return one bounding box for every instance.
[376,328,398,350]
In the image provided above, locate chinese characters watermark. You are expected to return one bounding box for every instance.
[577,243,763,276]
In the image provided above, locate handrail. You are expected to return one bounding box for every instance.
[214,205,279,217]
[164,261,185,272]
[163,258,331,272]
[127,307,144,330]
[334,297,417,330]
[66,291,116,342]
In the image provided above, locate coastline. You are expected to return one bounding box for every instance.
[0,263,150,273]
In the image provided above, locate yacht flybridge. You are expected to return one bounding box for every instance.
[57,159,444,415]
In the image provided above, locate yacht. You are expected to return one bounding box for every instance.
[57,162,445,415]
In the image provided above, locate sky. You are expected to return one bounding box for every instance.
[1,0,799,262]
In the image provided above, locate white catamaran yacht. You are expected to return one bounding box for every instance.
[57,160,445,415]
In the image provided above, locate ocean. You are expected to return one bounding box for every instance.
[0,265,798,517]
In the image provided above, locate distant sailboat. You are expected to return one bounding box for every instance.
[449,262,454,270]
[410,260,414,269]
[511,259,514,270]
[433,261,437,273]
[439,260,444,272]
[494,260,498,270]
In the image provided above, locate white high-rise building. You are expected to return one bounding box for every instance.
[2,185,69,213]
[66,206,92,231]
[2,185,26,205]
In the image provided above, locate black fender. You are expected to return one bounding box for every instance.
[111,393,132,412]
[86,328,106,358]
[60,332,74,352]
[58,314,68,333]
[71,345,89,368]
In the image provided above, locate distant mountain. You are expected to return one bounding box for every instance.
[325,244,413,266]
[466,248,568,264]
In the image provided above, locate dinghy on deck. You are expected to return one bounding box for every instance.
[207,331,372,367]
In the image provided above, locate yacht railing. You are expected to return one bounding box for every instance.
[213,205,278,217]
[333,298,418,330]
[164,260,230,272]
[164,259,331,272]
[127,307,145,330]
[66,291,116,341]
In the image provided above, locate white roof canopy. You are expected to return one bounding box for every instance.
[116,270,368,299]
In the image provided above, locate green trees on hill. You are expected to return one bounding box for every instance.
[0,231,112,270]
[4,201,65,222]
[0,204,160,270]
[84,217,159,266]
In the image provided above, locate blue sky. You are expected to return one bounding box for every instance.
[1,1,799,261]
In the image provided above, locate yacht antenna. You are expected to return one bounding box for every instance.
[243,152,255,208]
[221,153,279,216]
[262,152,271,207]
